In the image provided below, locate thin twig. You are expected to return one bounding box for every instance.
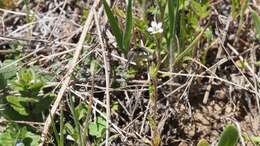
[94,10,111,146]
[202,15,231,104]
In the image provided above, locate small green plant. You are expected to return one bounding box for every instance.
[0,123,40,146]
[197,124,239,146]
[243,134,260,145]
[61,101,106,146]
[231,0,241,19]
[252,10,260,39]
[218,124,239,146]
[1,68,53,121]
[234,0,248,38]
[88,116,106,139]
[197,139,210,146]
[102,0,133,55]
[146,19,163,146]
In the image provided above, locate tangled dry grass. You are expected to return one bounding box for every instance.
[0,0,260,145]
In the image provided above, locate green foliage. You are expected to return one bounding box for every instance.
[252,10,260,39]
[164,0,211,64]
[0,73,7,90]
[174,27,206,65]
[6,96,38,116]
[75,103,89,121]
[80,8,89,24]
[1,68,54,121]
[231,0,240,18]
[67,95,84,146]
[62,100,106,145]
[217,124,239,146]
[0,123,40,146]
[236,0,248,36]
[2,1,258,145]
[0,60,17,90]
[88,116,106,138]
[126,67,138,79]
[168,0,178,41]
[64,123,77,142]
[111,101,119,113]
[102,0,133,55]
[191,0,210,19]
[167,0,179,62]
[197,124,239,146]
[11,69,44,97]
[256,61,260,66]
[90,59,99,76]
[197,139,210,146]
[149,63,158,79]
[124,0,133,51]
[243,134,260,145]
[102,0,123,49]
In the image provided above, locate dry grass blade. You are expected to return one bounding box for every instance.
[94,9,111,146]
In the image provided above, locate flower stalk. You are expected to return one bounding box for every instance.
[147,21,163,146]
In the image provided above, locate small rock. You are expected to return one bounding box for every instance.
[195,113,210,125]
[214,104,222,112]
[225,106,232,114]
[178,142,188,146]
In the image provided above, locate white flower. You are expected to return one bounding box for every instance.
[66,135,75,141]
[16,142,24,146]
[147,21,163,34]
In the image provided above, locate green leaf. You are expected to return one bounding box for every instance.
[111,101,119,112]
[23,130,40,146]
[90,60,98,75]
[65,123,76,138]
[197,139,210,146]
[149,63,158,78]
[256,61,260,66]
[11,68,44,96]
[191,0,210,18]
[33,93,54,113]
[0,130,16,146]
[252,10,260,39]
[6,96,28,116]
[126,67,138,78]
[88,116,106,138]
[0,73,7,90]
[75,102,88,120]
[168,0,179,43]
[231,0,240,18]
[217,125,239,146]
[250,136,260,143]
[102,0,123,49]
[5,96,38,116]
[123,0,133,53]
[174,26,206,64]
[0,124,40,146]
[0,59,16,80]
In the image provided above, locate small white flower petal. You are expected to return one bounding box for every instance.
[157,22,162,28]
[148,21,163,34]
[151,21,157,27]
[112,41,117,47]
[158,28,163,33]
[66,135,75,141]
[147,27,154,32]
